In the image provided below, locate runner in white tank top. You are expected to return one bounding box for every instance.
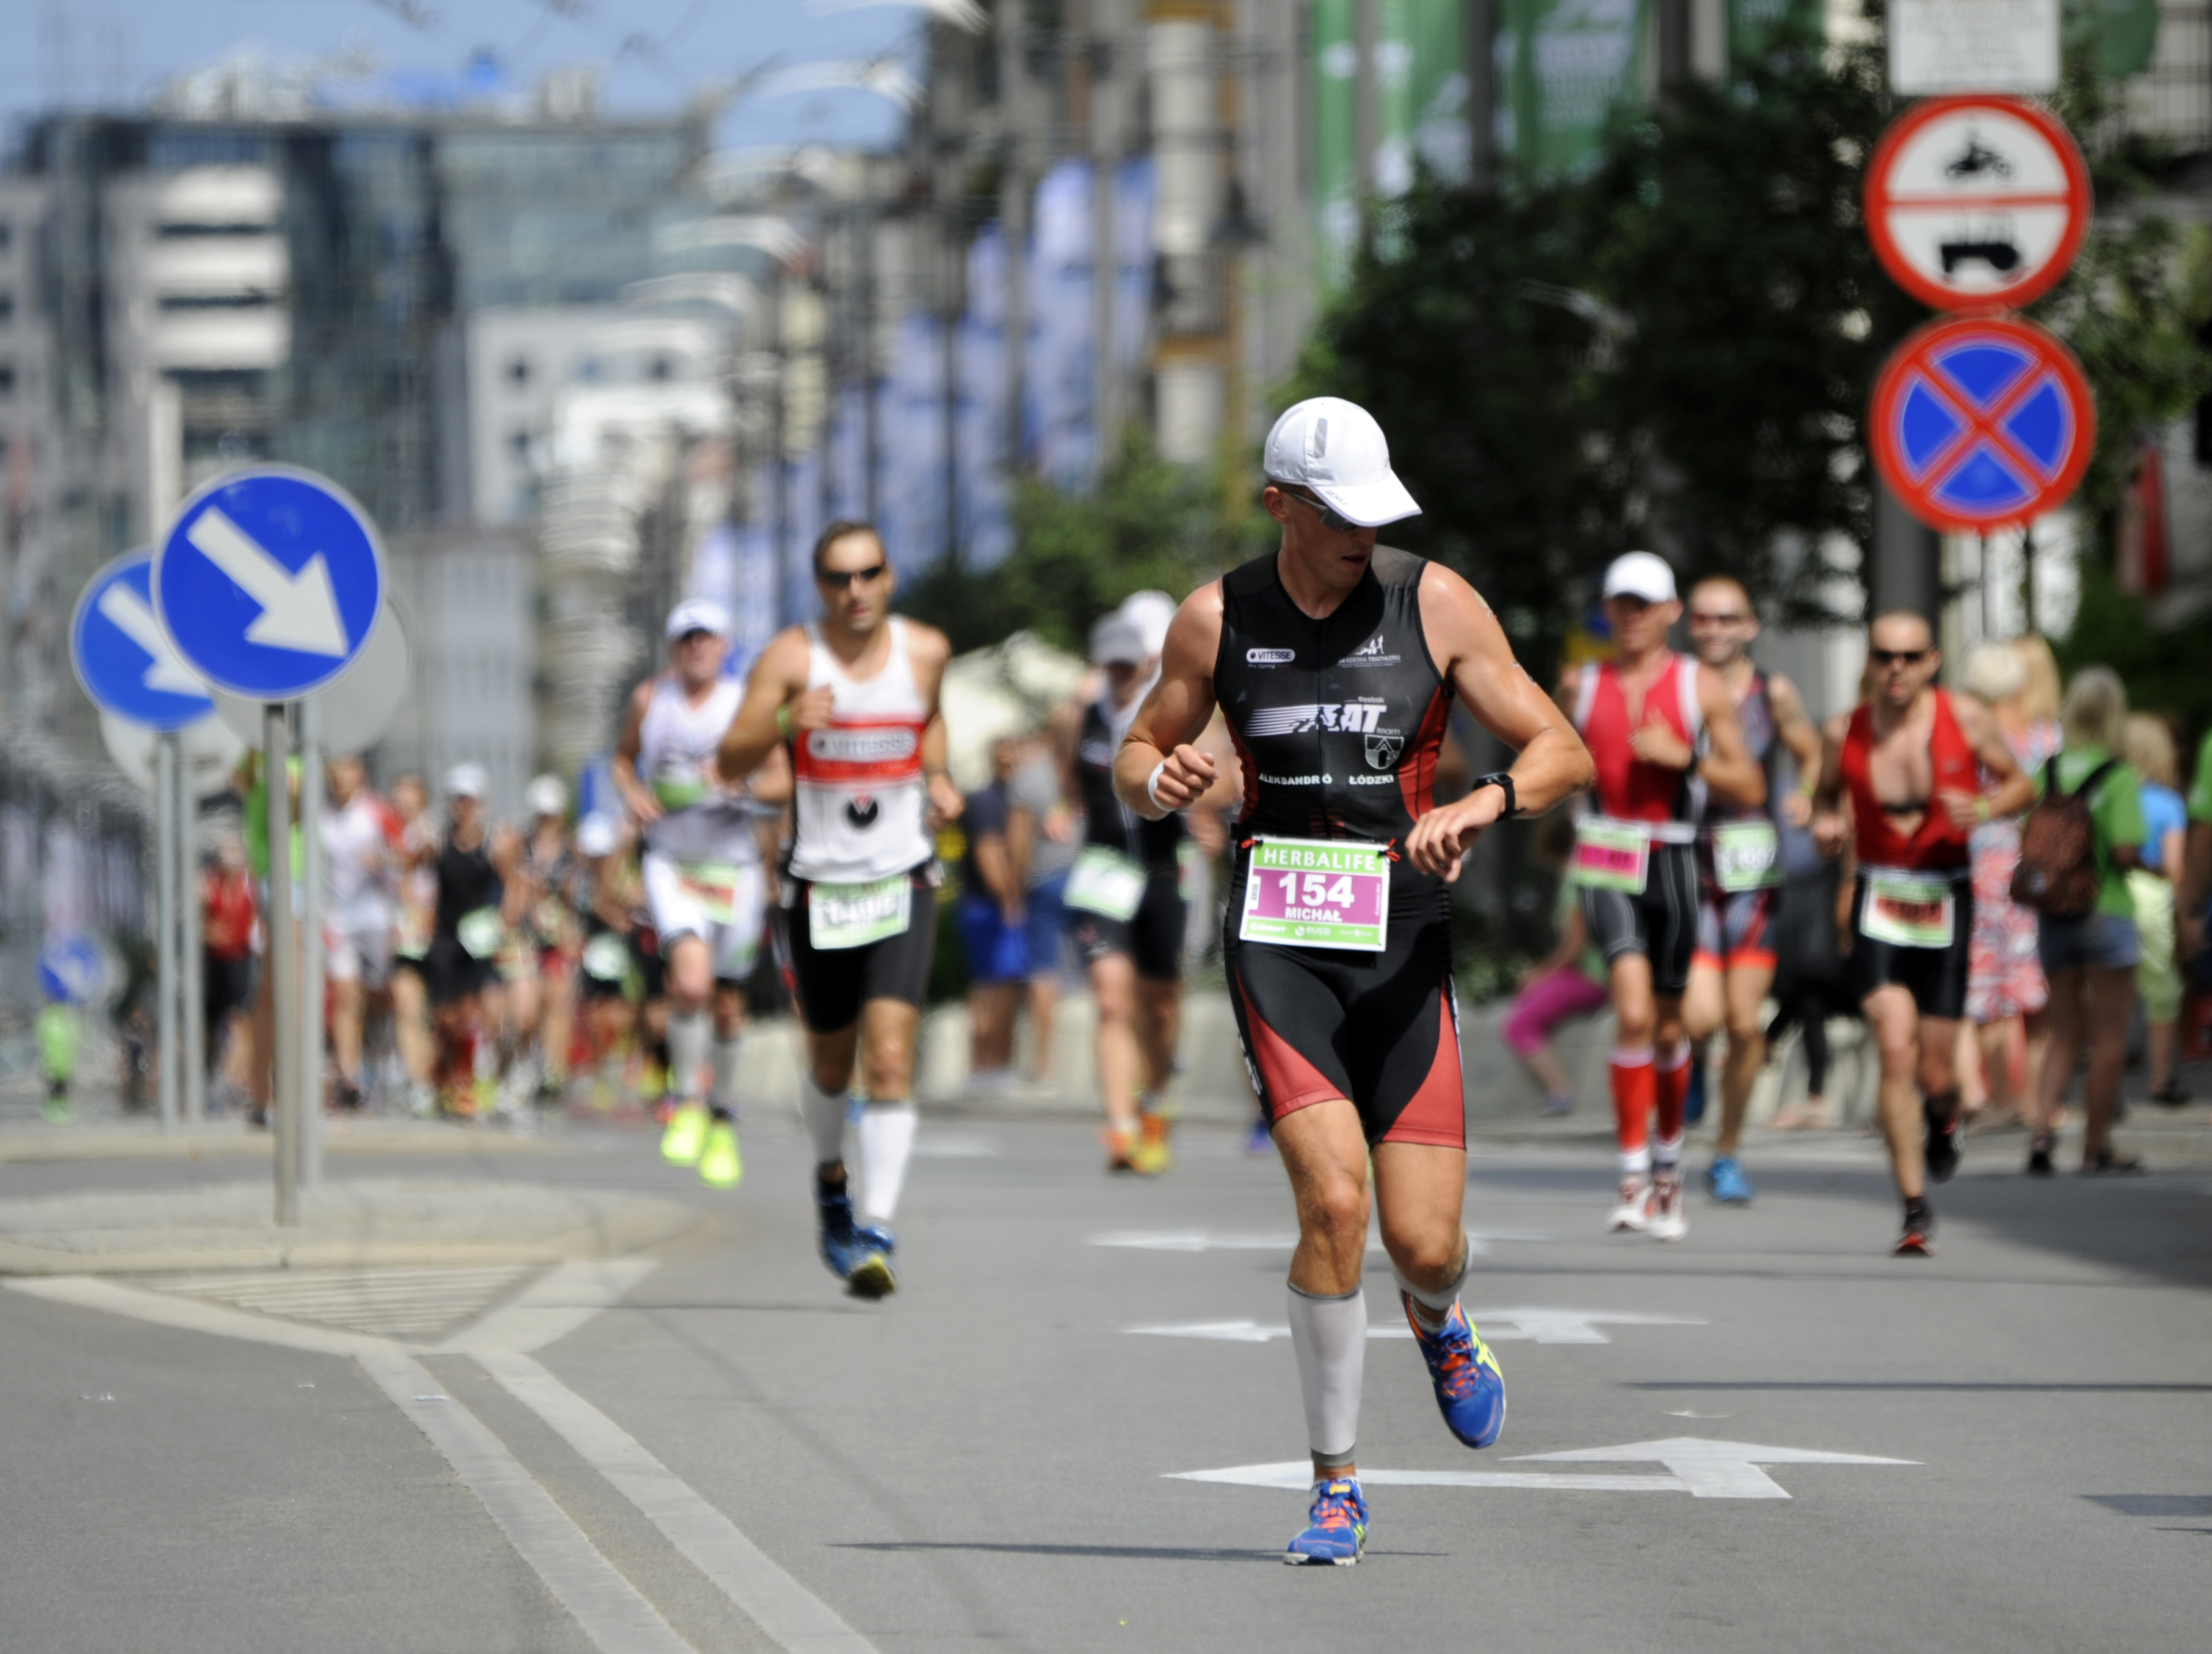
[614,598,792,1189]
[717,519,962,1301]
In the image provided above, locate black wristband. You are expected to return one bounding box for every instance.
[1473,771,1519,817]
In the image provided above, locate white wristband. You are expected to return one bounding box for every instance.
[1145,758,1172,813]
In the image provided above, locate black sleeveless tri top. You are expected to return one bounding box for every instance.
[1213,547,1453,913]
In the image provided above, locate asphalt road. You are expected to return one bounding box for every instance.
[3,1115,2209,1653]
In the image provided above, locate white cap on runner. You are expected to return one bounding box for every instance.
[1089,612,1147,667]
[524,773,567,818]
[1261,397,1420,528]
[444,763,488,800]
[576,813,619,857]
[665,597,730,641]
[1600,551,1678,603]
[1119,590,1178,657]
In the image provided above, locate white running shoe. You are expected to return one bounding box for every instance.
[1646,1171,1687,1242]
[1607,1176,1653,1233]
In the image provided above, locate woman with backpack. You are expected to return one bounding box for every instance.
[2022,669,2148,1176]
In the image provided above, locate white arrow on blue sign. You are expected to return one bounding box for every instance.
[70,551,215,731]
[153,465,385,701]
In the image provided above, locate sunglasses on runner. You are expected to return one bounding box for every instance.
[1870,648,1929,667]
[816,563,888,590]
[1277,487,1361,535]
[1689,610,1752,627]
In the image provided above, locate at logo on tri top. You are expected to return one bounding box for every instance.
[1365,732,1404,769]
[846,795,881,829]
[1245,700,1387,737]
[1342,633,1399,667]
[1245,648,1296,666]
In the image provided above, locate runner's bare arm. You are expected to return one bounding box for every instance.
[1945,694,2035,828]
[715,628,814,784]
[1810,717,1850,856]
[1404,565,1593,878]
[921,712,962,824]
[1691,663,1767,810]
[1767,672,1825,827]
[611,679,662,824]
[1553,662,1585,717]
[1114,583,1224,818]
[743,743,793,807]
[1187,708,1243,856]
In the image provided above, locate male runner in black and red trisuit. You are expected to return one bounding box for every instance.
[1810,610,2032,1254]
[1560,554,1765,1244]
[1116,396,1592,1566]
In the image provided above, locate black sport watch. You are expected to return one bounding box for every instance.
[1472,771,1520,818]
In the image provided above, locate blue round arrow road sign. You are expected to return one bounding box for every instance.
[153,465,385,701]
[1870,315,2095,534]
[70,551,215,731]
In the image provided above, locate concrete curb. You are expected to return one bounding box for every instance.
[0,1181,701,1277]
[0,1120,558,1166]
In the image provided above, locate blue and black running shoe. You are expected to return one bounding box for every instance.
[1283,1478,1368,1566]
[817,1180,897,1299]
[1705,1156,1754,1204]
[855,1220,896,1256]
[1401,1294,1506,1449]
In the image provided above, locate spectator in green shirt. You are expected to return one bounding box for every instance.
[2028,668,2146,1176]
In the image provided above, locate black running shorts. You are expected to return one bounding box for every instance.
[779,865,940,1033]
[1225,879,1463,1150]
[1579,841,1700,997]
[423,933,494,1007]
[1847,870,1973,1022]
[1071,868,1186,982]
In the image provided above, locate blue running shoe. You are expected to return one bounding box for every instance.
[855,1220,896,1256]
[1401,1294,1506,1449]
[817,1182,898,1298]
[1283,1479,1368,1566]
[1705,1156,1754,1205]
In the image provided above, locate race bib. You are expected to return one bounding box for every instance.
[808,875,912,951]
[652,759,710,813]
[1239,838,1389,952]
[676,859,746,926]
[1571,820,1650,893]
[456,906,505,960]
[1065,846,1147,922]
[581,933,632,983]
[1711,821,1782,893]
[532,895,570,942]
[1861,871,1956,949]
[394,905,432,962]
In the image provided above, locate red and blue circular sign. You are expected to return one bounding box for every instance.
[1870,315,2095,533]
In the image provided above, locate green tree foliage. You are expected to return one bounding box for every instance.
[902,431,1274,654]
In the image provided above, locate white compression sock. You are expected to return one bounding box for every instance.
[666,1010,710,1101]
[1393,1235,1471,1327]
[800,1072,849,1167]
[710,1032,744,1112]
[1287,1283,1367,1470]
[857,1101,918,1223]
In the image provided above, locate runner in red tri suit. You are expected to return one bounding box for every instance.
[1810,610,2032,1255]
[1560,554,1763,1244]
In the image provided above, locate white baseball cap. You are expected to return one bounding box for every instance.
[575,813,619,858]
[524,774,567,818]
[1119,590,1178,657]
[1262,397,1420,528]
[666,597,730,641]
[444,763,489,801]
[1600,551,1678,604]
[1089,612,1147,667]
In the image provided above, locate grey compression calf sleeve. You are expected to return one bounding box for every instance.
[1287,1283,1367,1470]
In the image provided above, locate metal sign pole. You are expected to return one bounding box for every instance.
[297,697,324,1191]
[154,733,180,1134]
[266,704,299,1226]
[180,740,206,1125]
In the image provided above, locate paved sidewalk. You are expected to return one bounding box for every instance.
[0,1178,699,1275]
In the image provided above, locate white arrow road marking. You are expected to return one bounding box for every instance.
[1510,1438,1919,1499]
[95,581,206,696]
[1127,1309,1705,1345]
[1089,1228,1550,1254]
[1169,1462,1685,1493]
[185,506,351,656]
[1172,1439,1917,1500]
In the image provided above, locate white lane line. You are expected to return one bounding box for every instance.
[1087,1228,1551,1254]
[1127,1310,1707,1345]
[1167,1461,1685,1492]
[476,1350,878,1654]
[440,1258,661,1355]
[356,1346,693,1654]
[8,1275,389,1358]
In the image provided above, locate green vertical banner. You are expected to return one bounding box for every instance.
[1311,0,1469,287]
[1497,0,1649,177]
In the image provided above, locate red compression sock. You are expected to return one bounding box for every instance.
[1610,1047,1656,1171]
[1655,1042,1692,1141]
